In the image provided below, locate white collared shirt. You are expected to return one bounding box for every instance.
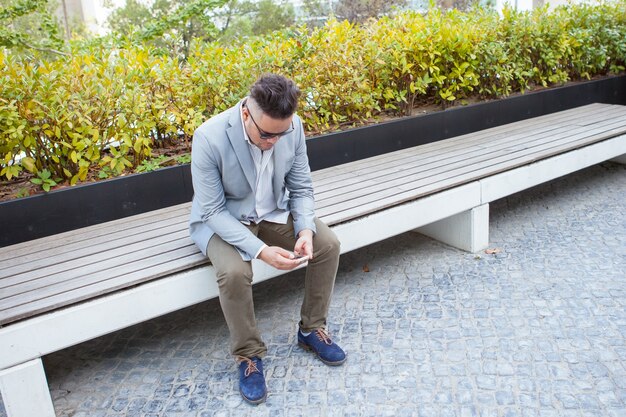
[239,103,289,256]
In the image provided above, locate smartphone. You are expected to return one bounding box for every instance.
[294,254,309,264]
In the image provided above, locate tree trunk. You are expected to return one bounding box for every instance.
[61,0,71,39]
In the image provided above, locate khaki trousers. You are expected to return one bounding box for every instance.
[207,216,340,358]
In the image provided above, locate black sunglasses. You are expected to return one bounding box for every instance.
[245,105,295,140]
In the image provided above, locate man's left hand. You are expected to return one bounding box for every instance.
[294,229,314,260]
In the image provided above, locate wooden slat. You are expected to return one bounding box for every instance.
[1,237,199,300]
[312,103,614,182]
[0,252,208,325]
[318,124,626,225]
[319,123,626,221]
[314,115,626,209]
[314,122,570,198]
[0,219,189,278]
[0,203,191,262]
[318,124,626,220]
[323,108,626,187]
[313,104,625,188]
[1,244,202,310]
[312,103,616,181]
[314,107,626,195]
[0,230,191,290]
[316,117,626,211]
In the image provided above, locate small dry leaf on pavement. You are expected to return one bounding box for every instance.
[485,248,502,254]
[362,264,370,272]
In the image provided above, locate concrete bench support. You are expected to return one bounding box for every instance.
[415,204,490,253]
[0,359,55,417]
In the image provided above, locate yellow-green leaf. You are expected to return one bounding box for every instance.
[21,157,36,173]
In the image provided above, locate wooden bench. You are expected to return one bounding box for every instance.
[1,103,625,417]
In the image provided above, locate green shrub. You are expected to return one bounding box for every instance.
[1,2,624,190]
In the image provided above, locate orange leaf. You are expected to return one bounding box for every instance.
[485,248,502,254]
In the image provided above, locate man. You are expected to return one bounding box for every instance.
[189,74,345,404]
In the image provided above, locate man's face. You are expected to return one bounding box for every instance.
[243,102,294,151]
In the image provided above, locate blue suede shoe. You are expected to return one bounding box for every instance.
[298,328,346,366]
[237,356,266,404]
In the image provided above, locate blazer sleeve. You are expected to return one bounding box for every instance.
[285,118,317,237]
[191,129,266,259]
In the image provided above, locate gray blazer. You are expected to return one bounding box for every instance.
[189,99,317,260]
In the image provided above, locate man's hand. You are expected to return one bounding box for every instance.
[294,229,314,260]
[259,246,307,270]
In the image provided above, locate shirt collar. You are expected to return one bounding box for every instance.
[240,99,253,146]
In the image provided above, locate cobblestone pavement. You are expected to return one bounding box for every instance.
[1,162,625,417]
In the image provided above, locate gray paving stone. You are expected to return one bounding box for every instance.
[1,162,625,416]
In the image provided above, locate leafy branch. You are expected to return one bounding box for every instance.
[0,0,67,56]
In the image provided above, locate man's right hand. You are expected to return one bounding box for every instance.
[259,246,307,270]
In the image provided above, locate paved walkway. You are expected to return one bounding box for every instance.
[1,162,625,417]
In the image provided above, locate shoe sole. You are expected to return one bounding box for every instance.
[298,342,347,366]
[240,388,267,405]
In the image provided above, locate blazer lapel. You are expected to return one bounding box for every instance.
[226,100,256,192]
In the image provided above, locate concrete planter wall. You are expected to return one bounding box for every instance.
[1,75,625,247]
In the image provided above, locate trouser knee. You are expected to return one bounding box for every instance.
[216,263,253,297]
[314,228,341,259]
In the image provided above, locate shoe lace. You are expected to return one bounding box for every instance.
[315,328,333,345]
[236,356,260,377]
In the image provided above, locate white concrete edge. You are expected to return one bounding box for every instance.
[0,267,220,371]
[480,135,626,204]
[0,182,482,371]
[331,182,482,254]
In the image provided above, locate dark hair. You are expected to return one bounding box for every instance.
[249,74,300,119]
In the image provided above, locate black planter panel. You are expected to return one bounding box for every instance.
[0,165,193,247]
[306,76,626,170]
